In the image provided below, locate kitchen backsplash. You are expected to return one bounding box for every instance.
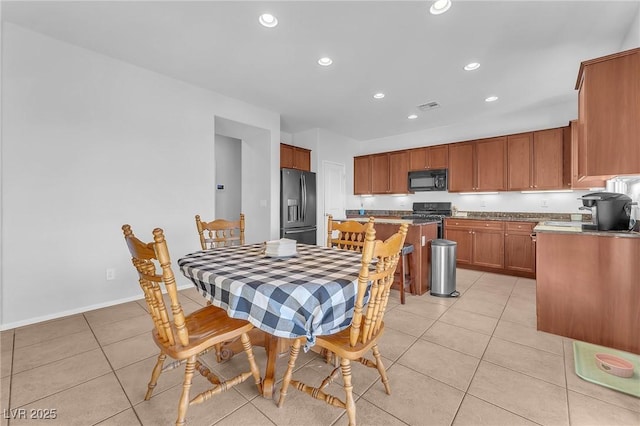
[345,209,591,222]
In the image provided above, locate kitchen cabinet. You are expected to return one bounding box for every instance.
[355,151,408,195]
[507,133,533,190]
[353,155,372,194]
[280,144,311,171]
[564,120,606,189]
[449,137,506,192]
[445,219,505,269]
[409,145,448,170]
[444,228,472,264]
[508,129,564,190]
[532,128,564,189]
[576,48,640,177]
[504,222,536,274]
[445,218,535,278]
[389,150,409,193]
[536,231,640,354]
[448,143,474,192]
[371,153,390,193]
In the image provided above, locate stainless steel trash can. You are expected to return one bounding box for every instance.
[431,239,459,297]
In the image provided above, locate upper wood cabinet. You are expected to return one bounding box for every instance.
[409,145,448,170]
[564,120,606,189]
[389,151,409,193]
[448,142,475,192]
[532,128,564,189]
[449,137,506,192]
[280,143,311,171]
[357,151,409,194]
[576,48,640,177]
[508,129,564,190]
[476,137,507,191]
[370,153,390,193]
[507,132,533,190]
[354,155,372,195]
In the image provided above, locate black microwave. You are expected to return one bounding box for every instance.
[408,169,447,191]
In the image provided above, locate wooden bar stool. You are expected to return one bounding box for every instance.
[397,243,414,304]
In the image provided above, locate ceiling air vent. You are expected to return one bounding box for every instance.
[417,101,440,111]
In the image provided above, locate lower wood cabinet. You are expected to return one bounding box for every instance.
[444,228,472,264]
[472,226,505,269]
[445,219,535,278]
[504,222,536,274]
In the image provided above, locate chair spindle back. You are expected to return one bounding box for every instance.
[122,225,189,347]
[327,215,374,252]
[195,214,245,250]
[350,222,408,347]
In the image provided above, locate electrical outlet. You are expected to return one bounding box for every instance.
[541,199,549,208]
[480,200,486,208]
[106,268,116,281]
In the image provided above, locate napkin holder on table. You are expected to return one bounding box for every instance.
[264,238,297,257]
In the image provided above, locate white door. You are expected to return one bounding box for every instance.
[322,161,346,246]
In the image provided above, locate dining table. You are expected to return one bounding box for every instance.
[177,242,364,398]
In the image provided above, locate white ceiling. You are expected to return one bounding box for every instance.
[2,1,639,141]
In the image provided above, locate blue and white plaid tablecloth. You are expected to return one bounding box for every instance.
[178,243,364,347]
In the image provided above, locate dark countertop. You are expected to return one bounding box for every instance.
[346,210,591,224]
[533,223,640,238]
[345,217,439,226]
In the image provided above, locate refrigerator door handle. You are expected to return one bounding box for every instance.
[283,228,313,234]
[301,174,306,221]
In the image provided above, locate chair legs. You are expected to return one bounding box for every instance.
[371,344,391,395]
[176,355,197,426]
[145,352,167,400]
[277,338,302,407]
[340,358,356,426]
[148,333,262,426]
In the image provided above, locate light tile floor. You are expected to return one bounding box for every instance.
[1,269,639,425]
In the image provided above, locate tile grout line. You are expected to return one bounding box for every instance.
[6,332,15,426]
[82,313,144,425]
[448,275,514,425]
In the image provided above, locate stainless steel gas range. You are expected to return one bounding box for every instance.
[401,202,452,239]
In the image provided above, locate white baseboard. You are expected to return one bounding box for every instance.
[0,284,193,331]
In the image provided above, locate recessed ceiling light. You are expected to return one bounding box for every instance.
[464,62,480,71]
[408,114,418,120]
[318,57,333,66]
[485,96,499,102]
[258,13,278,28]
[373,93,385,99]
[430,0,452,15]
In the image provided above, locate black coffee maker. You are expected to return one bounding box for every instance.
[580,192,636,231]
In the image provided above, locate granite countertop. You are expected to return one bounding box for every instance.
[346,210,592,224]
[347,217,438,225]
[454,211,590,223]
[534,223,640,238]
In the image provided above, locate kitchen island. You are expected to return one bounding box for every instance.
[341,217,438,295]
[534,225,640,354]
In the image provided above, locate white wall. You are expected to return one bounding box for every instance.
[1,24,280,329]
[291,128,360,241]
[621,5,640,50]
[214,135,241,221]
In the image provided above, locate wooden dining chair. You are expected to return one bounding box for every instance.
[122,225,262,426]
[277,222,408,426]
[327,215,373,252]
[195,213,245,250]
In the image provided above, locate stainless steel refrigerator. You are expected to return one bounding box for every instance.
[280,168,317,244]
